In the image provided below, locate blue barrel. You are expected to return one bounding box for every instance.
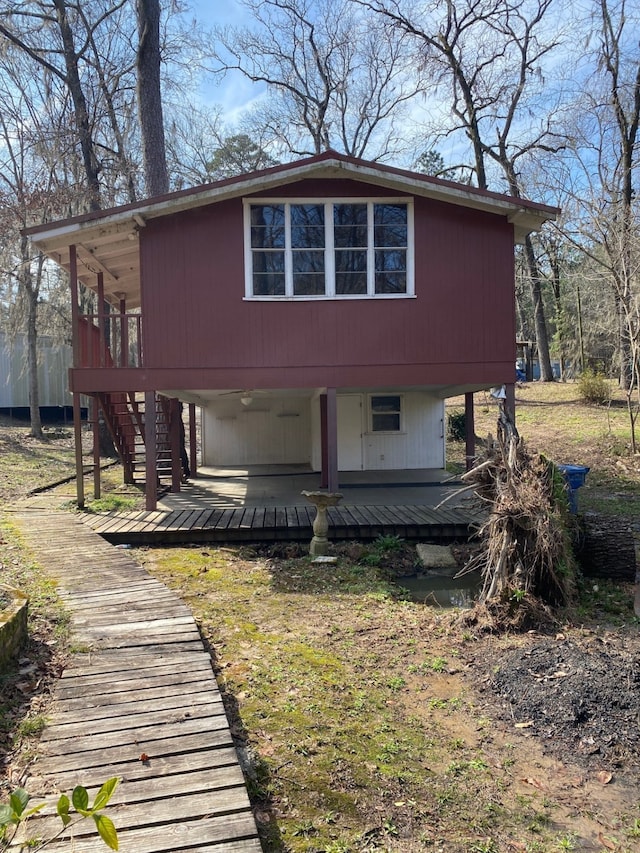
[557,464,590,513]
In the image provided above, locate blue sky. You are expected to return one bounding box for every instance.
[190,0,266,123]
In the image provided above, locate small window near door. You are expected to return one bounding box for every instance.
[370,395,401,432]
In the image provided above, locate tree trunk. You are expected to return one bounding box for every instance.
[53,0,101,210]
[136,0,168,196]
[524,235,554,381]
[20,237,43,438]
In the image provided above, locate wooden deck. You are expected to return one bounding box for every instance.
[12,511,262,853]
[81,503,482,545]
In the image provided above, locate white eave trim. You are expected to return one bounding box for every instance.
[29,156,557,251]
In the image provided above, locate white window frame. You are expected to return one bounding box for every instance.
[368,393,403,434]
[243,198,415,300]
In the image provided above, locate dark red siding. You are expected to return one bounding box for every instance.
[138,177,515,389]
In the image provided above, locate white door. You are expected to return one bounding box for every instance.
[337,394,363,470]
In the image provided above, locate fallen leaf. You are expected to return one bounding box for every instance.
[598,831,617,850]
[507,842,527,851]
[597,770,613,785]
[139,753,149,762]
[522,777,545,790]
[394,801,405,807]
[515,720,534,729]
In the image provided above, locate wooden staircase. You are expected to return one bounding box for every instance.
[98,392,177,486]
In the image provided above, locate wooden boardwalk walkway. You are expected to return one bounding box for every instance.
[12,510,262,853]
[82,503,482,546]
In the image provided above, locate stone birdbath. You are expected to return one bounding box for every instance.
[301,490,343,557]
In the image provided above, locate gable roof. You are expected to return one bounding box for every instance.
[25,150,559,309]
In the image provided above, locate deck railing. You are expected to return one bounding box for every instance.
[78,313,143,368]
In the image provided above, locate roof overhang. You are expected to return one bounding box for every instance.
[25,152,559,309]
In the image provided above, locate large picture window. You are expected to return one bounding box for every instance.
[245,199,414,299]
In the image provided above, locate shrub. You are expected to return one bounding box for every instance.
[577,369,610,405]
[447,411,466,441]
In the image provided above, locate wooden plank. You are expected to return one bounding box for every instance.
[263,507,276,528]
[57,662,213,699]
[251,507,266,529]
[157,509,195,530]
[285,507,300,528]
[187,508,216,529]
[23,803,257,849]
[41,700,227,742]
[35,740,240,779]
[239,507,256,529]
[62,650,211,677]
[358,505,388,530]
[214,508,235,530]
[35,819,263,853]
[39,713,233,755]
[134,510,172,532]
[275,507,287,528]
[226,508,247,530]
[55,679,221,714]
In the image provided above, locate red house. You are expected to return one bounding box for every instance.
[26,152,558,509]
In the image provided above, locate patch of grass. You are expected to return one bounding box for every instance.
[144,545,605,853]
[83,494,141,513]
[0,520,70,775]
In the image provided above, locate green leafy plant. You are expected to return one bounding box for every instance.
[0,778,119,851]
[577,369,610,405]
[447,411,466,441]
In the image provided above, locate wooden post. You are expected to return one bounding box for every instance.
[92,396,101,499]
[464,392,475,472]
[320,394,328,488]
[170,397,181,493]
[326,388,338,493]
[73,392,85,509]
[69,245,79,368]
[69,246,85,508]
[97,273,106,367]
[189,403,197,478]
[145,390,157,511]
[119,295,128,367]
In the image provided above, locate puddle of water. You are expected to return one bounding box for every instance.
[398,571,482,608]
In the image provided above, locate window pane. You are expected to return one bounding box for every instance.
[335,248,367,294]
[252,250,285,295]
[335,249,367,273]
[251,205,285,248]
[293,274,325,295]
[334,203,368,248]
[374,203,407,247]
[253,251,285,273]
[335,271,368,294]
[291,204,325,248]
[375,249,406,294]
[293,248,325,295]
[253,273,285,295]
[372,395,401,413]
[372,413,400,431]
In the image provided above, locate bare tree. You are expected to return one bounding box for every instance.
[0,57,75,436]
[214,0,422,159]
[358,0,567,380]
[136,0,169,196]
[558,0,640,444]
